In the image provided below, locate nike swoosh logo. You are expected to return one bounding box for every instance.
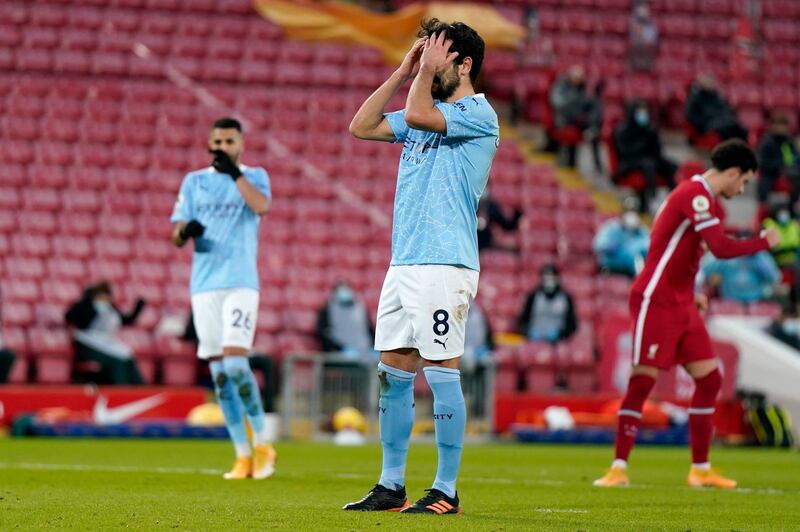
[93,394,167,425]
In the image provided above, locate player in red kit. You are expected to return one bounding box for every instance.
[594,140,781,489]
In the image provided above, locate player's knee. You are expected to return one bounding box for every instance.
[213,371,232,400]
[238,381,252,399]
[696,368,722,394]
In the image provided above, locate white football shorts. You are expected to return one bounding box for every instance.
[374,264,479,361]
[191,288,259,359]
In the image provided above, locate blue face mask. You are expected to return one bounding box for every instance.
[777,210,791,225]
[634,109,650,127]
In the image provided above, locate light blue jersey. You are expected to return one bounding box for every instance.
[385,94,499,271]
[170,165,271,295]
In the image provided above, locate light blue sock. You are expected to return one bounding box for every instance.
[424,366,465,498]
[377,361,415,491]
[223,356,269,445]
[210,359,250,457]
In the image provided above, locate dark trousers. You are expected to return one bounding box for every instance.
[758,170,800,204]
[249,355,275,412]
[708,116,748,141]
[617,156,678,210]
[75,342,144,385]
[0,348,16,383]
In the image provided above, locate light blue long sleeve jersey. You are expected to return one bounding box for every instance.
[593,219,650,277]
[384,94,499,272]
[170,165,271,295]
[700,251,782,304]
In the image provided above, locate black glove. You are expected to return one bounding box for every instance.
[210,149,242,181]
[180,220,205,240]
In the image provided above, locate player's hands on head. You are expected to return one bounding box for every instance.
[397,37,427,80]
[420,31,459,74]
[180,219,205,240]
[761,227,781,248]
[209,149,242,181]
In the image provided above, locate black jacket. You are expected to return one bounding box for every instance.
[686,86,736,133]
[613,109,663,165]
[65,290,145,330]
[759,133,799,180]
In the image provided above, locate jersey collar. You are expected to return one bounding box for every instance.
[690,174,715,198]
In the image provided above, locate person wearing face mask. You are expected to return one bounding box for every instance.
[593,197,651,278]
[317,282,375,357]
[517,264,578,344]
[628,0,659,71]
[757,112,800,205]
[548,65,604,171]
[763,203,800,301]
[613,100,677,211]
[64,281,146,385]
[686,74,748,142]
[766,304,800,351]
[699,237,782,304]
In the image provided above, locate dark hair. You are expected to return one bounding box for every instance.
[418,18,485,83]
[710,139,758,174]
[93,280,112,297]
[540,263,559,276]
[212,117,242,133]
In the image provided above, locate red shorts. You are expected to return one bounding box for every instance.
[629,294,714,369]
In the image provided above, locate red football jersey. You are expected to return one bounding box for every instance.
[631,175,769,305]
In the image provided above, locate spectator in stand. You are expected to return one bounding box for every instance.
[700,244,782,304]
[477,190,523,252]
[0,335,16,383]
[549,65,603,171]
[766,304,800,351]
[462,301,494,371]
[316,281,374,358]
[64,281,145,385]
[757,112,800,205]
[613,100,677,210]
[517,264,578,344]
[763,202,800,301]
[593,196,651,278]
[686,74,748,142]
[628,0,659,71]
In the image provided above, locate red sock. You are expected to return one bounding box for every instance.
[688,369,722,465]
[614,374,656,462]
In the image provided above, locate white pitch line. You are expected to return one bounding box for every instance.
[534,508,589,514]
[0,462,223,476]
[1,463,793,496]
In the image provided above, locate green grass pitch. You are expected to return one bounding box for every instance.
[1,439,798,530]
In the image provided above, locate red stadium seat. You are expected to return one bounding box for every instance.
[11,232,52,256]
[157,335,198,386]
[24,27,59,50]
[2,301,34,327]
[88,259,129,283]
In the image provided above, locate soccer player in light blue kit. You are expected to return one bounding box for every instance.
[171,117,276,480]
[343,20,499,514]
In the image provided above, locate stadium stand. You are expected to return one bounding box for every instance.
[0,0,781,393]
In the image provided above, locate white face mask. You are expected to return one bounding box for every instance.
[622,211,640,229]
[335,286,355,305]
[93,300,112,313]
